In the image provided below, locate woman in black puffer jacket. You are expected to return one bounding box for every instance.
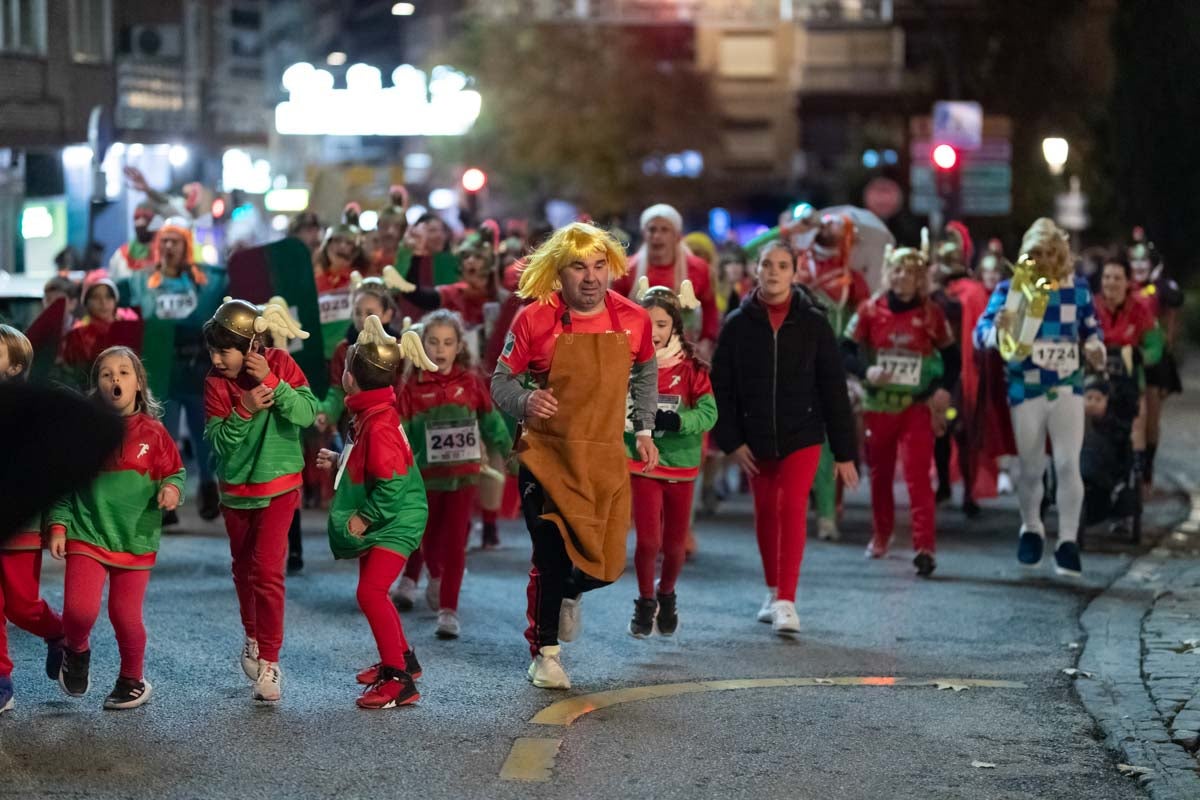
[711,240,858,636]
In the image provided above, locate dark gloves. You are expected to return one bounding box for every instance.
[654,409,682,433]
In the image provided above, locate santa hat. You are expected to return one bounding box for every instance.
[82,270,120,305]
[640,203,683,234]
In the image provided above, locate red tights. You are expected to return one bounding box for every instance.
[358,547,410,669]
[62,555,150,681]
[0,550,64,677]
[631,476,694,598]
[749,445,820,603]
[419,487,477,610]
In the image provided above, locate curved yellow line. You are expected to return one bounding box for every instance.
[529,676,1028,726]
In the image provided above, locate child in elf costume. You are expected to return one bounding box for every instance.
[395,310,513,639]
[0,325,66,715]
[202,299,316,702]
[316,316,433,709]
[49,346,185,710]
[625,280,716,638]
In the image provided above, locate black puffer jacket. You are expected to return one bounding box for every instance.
[712,287,857,463]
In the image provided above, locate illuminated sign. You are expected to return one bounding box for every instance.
[264,188,311,212]
[275,62,482,137]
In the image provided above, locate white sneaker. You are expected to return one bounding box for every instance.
[864,535,893,559]
[526,645,570,690]
[436,609,460,639]
[558,596,583,642]
[425,578,441,612]
[390,576,417,611]
[817,518,840,541]
[253,660,281,702]
[997,471,1014,495]
[240,637,259,681]
[771,600,800,635]
[756,589,777,623]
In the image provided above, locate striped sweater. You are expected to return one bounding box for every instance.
[203,347,319,509]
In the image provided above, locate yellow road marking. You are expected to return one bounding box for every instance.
[529,676,1028,726]
[501,676,1027,781]
[499,737,562,782]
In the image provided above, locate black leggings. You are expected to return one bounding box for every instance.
[519,467,610,656]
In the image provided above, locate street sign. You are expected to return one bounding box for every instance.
[1055,176,1089,232]
[909,115,1012,217]
[933,101,983,151]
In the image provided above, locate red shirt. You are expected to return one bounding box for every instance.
[1096,295,1155,348]
[438,281,493,327]
[811,255,871,310]
[611,253,719,344]
[850,294,954,356]
[765,298,790,332]
[499,290,654,381]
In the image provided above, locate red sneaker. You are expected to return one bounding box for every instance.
[356,650,421,685]
[356,669,419,710]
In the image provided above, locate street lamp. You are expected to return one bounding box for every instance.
[1042,137,1068,176]
[392,2,415,14]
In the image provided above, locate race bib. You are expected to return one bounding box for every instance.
[877,349,922,388]
[318,291,353,325]
[1032,340,1079,377]
[155,290,198,320]
[333,443,354,491]
[657,394,681,412]
[425,419,481,465]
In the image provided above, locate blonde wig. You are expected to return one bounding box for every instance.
[516,222,629,303]
[1019,217,1073,281]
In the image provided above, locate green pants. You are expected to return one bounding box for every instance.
[813,440,837,521]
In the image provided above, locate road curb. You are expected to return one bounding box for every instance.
[1075,482,1200,800]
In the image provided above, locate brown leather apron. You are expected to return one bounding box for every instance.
[517,297,632,582]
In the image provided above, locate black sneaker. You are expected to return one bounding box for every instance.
[1017,530,1044,567]
[45,637,65,680]
[655,591,678,636]
[103,677,153,710]
[198,481,221,521]
[287,553,304,575]
[629,597,657,639]
[962,499,982,519]
[59,648,91,697]
[404,648,422,680]
[481,522,500,549]
[1054,541,1082,578]
[913,551,937,578]
[935,484,952,505]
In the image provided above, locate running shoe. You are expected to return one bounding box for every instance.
[913,551,937,578]
[59,647,91,697]
[103,677,153,710]
[756,590,777,623]
[240,637,259,680]
[390,576,417,611]
[655,591,678,636]
[1054,541,1082,578]
[357,667,419,709]
[628,597,657,639]
[817,518,840,541]
[481,522,500,549]
[527,645,570,690]
[1017,530,1044,568]
[436,609,461,640]
[357,649,422,685]
[864,535,893,559]
[771,600,800,635]
[558,596,583,642]
[425,578,441,612]
[45,637,65,681]
[253,660,281,702]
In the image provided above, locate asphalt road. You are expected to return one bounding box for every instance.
[0,476,1164,799]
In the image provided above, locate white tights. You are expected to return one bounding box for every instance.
[1011,392,1085,543]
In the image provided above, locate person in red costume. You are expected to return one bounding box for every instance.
[55,272,140,391]
[930,221,992,516]
[611,204,719,359]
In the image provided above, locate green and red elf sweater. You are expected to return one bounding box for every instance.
[327,387,428,559]
[3,516,45,552]
[203,347,319,509]
[48,413,185,569]
[625,352,717,481]
[396,366,513,492]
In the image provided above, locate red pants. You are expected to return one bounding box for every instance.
[222,490,298,663]
[420,487,477,610]
[750,445,820,603]
[358,547,410,669]
[0,550,64,677]
[63,555,150,680]
[631,476,694,598]
[865,404,936,553]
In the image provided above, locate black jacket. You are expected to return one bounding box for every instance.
[712,287,857,463]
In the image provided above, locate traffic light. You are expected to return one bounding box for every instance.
[461,168,486,193]
[211,195,228,221]
[931,144,961,217]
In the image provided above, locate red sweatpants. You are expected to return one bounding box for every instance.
[222,490,298,663]
[865,404,936,553]
[358,547,410,669]
[631,476,694,598]
[750,445,821,603]
[63,555,151,681]
[0,550,64,677]
[420,487,477,611]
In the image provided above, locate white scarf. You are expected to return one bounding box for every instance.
[656,334,684,370]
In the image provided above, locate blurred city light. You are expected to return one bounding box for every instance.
[862,149,880,169]
[264,188,310,212]
[168,145,190,168]
[222,149,272,194]
[211,197,227,219]
[359,210,379,231]
[21,206,54,239]
[201,243,219,264]
[271,214,289,232]
[392,2,415,15]
[405,204,428,225]
[128,143,144,157]
[62,145,93,168]
[326,51,347,66]
[883,149,899,165]
[1042,137,1069,175]
[461,168,487,193]
[932,144,958,170]
[709,207,731,240]
[429,188,457,209]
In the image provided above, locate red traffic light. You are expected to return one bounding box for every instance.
[461,168,487,193]
[931,144,958,171]
[211,197,227,218]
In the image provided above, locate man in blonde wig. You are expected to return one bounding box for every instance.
[492,222,659,689]
[974,218,1105,578]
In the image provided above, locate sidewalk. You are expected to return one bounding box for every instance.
[1076,359,1200,799]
